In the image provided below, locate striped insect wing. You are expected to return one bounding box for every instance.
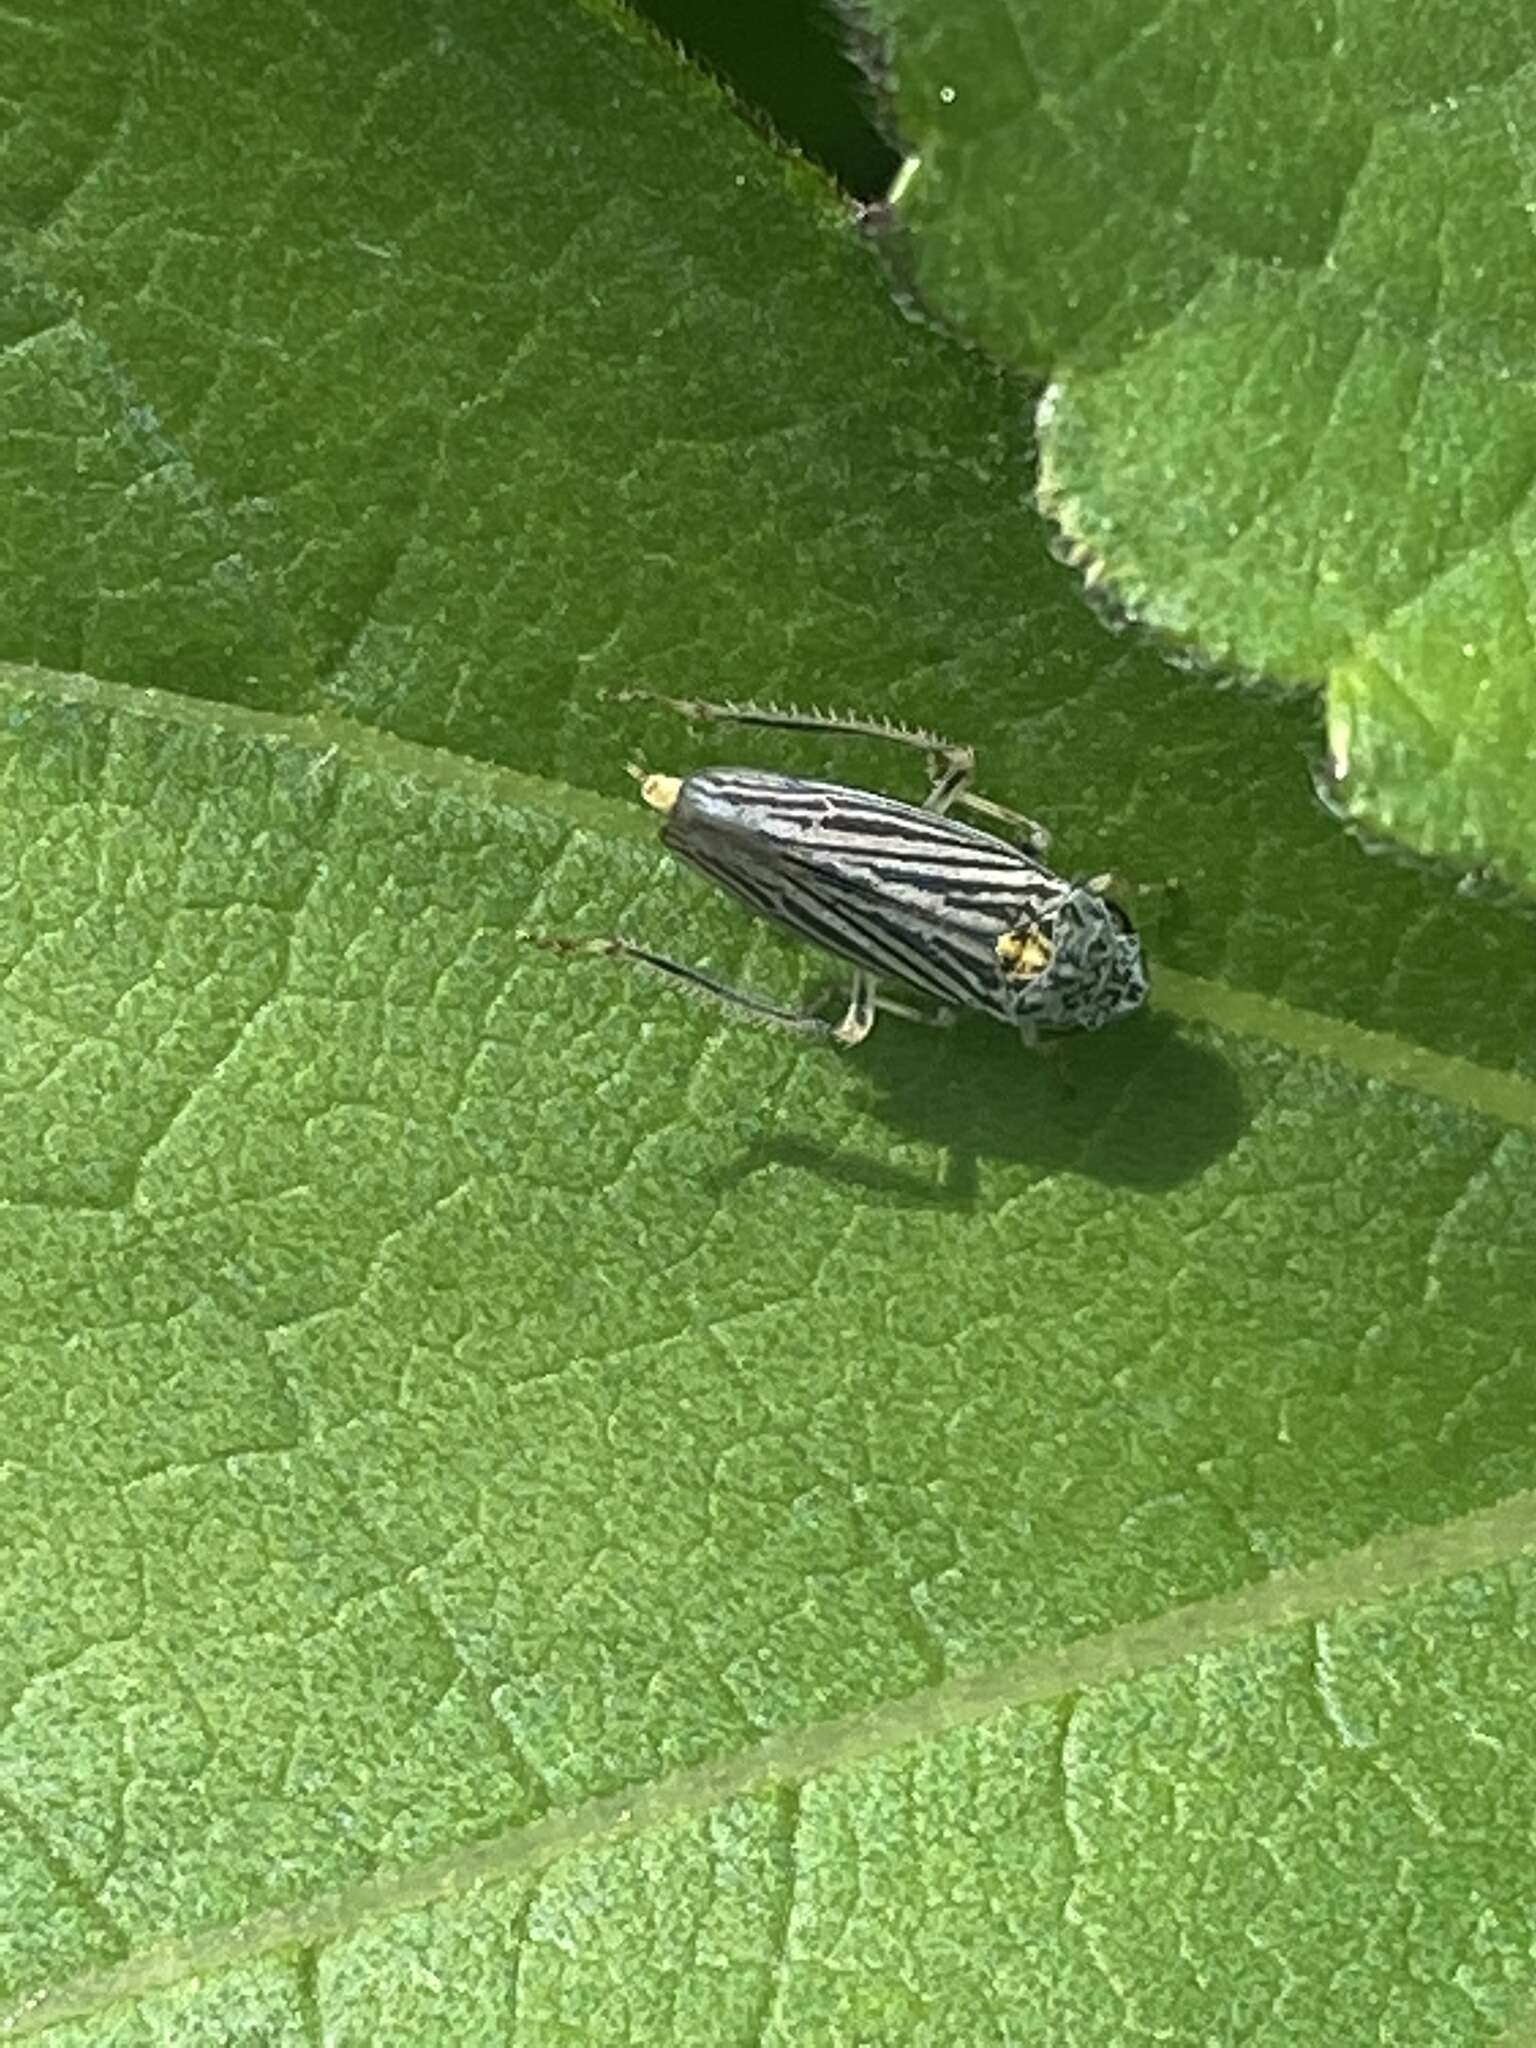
[661,769,1056,1017]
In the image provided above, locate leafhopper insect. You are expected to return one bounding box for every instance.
[523,693,1148,1047]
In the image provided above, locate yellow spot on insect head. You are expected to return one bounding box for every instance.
[639,772,682,814]
[996,925,1052,980]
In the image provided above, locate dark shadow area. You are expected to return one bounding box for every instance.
[713,1010,1249,1212]
[626,0,899,199]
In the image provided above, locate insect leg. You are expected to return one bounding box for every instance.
[607,687,1049,851]
[951,789,1052,855]
[519,930,852,1041]
[607,686,969,784]
[792,974,950,1035]
[1082,870,1179,900]
[831,973,878,1046]
[924,751,1049,851]
[872,990,956,1029]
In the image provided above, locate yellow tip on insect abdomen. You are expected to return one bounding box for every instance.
[639,772,683,815]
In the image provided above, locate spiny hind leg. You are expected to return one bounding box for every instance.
[606,692,1024,835]
[607,686,970,795]
[607,686,1045,845]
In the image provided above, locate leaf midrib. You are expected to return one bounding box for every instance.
[8,655,1536,2030]
[6,658,1535,1136]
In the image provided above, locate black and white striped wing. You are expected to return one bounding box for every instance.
[662,770,1060,1016]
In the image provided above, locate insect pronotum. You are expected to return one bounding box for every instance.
[521,691,1149,1047]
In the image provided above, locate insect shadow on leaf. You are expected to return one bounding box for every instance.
[707,1008,1248,1212]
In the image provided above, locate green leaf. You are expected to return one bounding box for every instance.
[861,0,1536,887]
[4,1,1536,2041]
